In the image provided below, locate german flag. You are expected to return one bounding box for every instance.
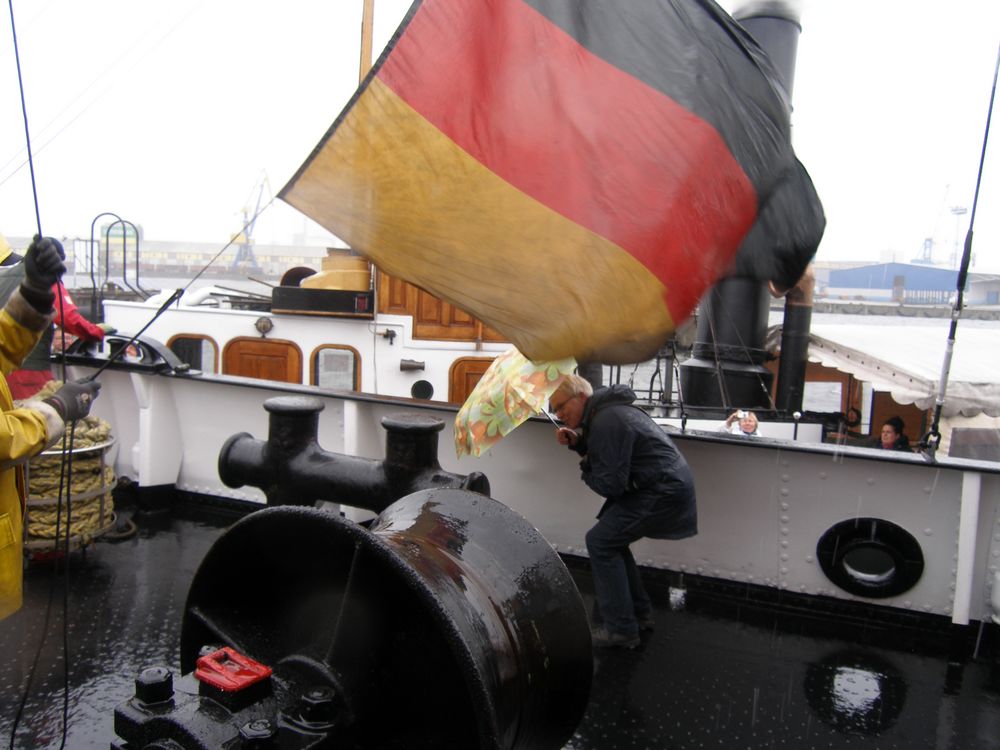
[280,0,824,364]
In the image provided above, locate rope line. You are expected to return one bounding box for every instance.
[0,2,206,189]
[6,3,75,746]
[185,196,277,290]
[6,0,40,235]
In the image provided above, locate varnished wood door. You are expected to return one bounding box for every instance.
[222,338,303,383]
[449,357,496,404]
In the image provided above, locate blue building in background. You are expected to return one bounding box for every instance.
[820,262,1000,305]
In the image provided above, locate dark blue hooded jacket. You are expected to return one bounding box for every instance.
[573,384,697,539]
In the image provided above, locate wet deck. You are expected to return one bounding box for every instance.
[2,496,1000,749]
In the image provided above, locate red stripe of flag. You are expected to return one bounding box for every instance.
[378,0,759,321]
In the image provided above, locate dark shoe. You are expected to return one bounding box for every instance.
[591,626,640,650]
[637,615,655,632]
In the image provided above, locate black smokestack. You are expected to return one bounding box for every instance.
[678,1,805,413]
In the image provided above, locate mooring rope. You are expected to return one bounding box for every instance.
[18,381,116,548]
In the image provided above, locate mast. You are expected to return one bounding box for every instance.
[359,0,375,83]
[924,43,1000,456]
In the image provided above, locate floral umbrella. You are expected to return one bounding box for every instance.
[455,348,576,458]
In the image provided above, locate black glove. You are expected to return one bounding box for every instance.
[43,379,101,423]
[21,236,65,312]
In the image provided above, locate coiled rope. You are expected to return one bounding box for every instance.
[18,381,116,552]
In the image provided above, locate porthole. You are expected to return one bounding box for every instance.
[841,546,895,585]
[816,518,924,598]
[411,380,434,400]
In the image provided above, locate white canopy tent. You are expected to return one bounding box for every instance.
[765,315,1000,457]
[803,321,1000,418]
[766,313,1000,418]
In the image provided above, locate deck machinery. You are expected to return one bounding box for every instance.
[112,398,593,749]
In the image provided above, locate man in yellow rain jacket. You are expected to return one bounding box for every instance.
[0,236,101,619]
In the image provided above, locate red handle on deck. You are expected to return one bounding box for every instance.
[194,647,272,692]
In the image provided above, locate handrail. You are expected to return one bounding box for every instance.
[88,211,122,320]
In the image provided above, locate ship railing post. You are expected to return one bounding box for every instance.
[953,471,983,625]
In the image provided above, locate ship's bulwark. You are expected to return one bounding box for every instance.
[1,492,998,748]
[280,0,824,365]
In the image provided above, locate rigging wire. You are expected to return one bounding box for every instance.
[77,198,277,385]
[3,2,279,743]
[713,297,778,412]
[57,421,76,750]
[8,363,73,750]
[704,295,733,411]
[671,352,688,433]
[923,42,1000,456]
[186,197,276,290]
[0,1,207,188]
[6,2,82,746]
[7,0,40,234]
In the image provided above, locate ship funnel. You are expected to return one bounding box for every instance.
[732,2,804,99]
[678,0,807,414]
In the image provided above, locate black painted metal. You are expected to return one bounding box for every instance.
[61,331,190,374]
[775,293,812,413]
[5,493,1000,748]
[732,2,802,99]
[218,396,490,511]
[88,211,122,321]
[816,517,925,598]
[740,4,810,416]
[104,218,148,298]
[271,286,375,317]
[679,277,773,408]
[678,4,804,412]
[110,490,594,749]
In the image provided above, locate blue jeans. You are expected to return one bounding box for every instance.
[585,499,658,637]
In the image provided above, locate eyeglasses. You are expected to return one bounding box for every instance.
[550,394,577,416]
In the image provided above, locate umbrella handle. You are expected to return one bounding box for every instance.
[541,410,561,428]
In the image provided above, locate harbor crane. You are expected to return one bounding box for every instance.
[230,175,270,273]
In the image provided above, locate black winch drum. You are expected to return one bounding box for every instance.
[180,488,592,749]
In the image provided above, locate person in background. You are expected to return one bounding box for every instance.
[550,374,697,649]
[874,416,911,452]
[721,410,759,436]
[7,238,114,400]
[0,236,102,620]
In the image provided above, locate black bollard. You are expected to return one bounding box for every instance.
[217,396,489,511]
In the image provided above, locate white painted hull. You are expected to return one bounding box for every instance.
[67,355,1000,628]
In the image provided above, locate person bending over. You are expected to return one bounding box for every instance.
[551,374,697,649]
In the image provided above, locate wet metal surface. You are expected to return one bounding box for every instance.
[2,497,1000,748]
[0,503,228,749]
[565,563,1000,749]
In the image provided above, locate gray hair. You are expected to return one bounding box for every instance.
[552,373,593,403]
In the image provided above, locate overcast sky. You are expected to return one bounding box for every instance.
[0,0,997,273]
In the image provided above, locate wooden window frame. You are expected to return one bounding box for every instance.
[309,344,362,391]
[166,333,219,374]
